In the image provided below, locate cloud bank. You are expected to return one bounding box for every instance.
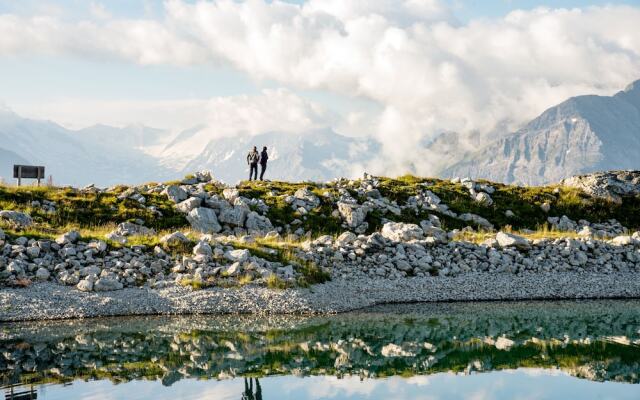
[2,0,640,176]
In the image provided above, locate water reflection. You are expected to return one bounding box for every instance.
[1,300,639,398]
[241,378,262,400]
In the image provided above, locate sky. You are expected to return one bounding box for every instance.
[1,0,640,175]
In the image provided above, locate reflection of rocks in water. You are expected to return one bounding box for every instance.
[2,383,38,400]
[1,301,640,387]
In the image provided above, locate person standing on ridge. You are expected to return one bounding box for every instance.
[247,146,260,180]
[259,146,269,181]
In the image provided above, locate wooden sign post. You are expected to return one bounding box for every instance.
[13,165,45,187]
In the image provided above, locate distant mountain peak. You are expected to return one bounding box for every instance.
[623,79,640,94]
[442,79,640,185]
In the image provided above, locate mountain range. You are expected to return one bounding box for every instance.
[0,109,376,186]
[0,79,638,187]
[443,79,640,185]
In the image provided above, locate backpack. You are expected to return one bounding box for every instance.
[248,151,259,164]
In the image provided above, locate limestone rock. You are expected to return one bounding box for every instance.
[496,231,531,250]
[337,202,368,228]
[218,205,249,227]
[163,185,188,203]
[35,267,50,281]
[176,197,202,213]
[475,192,494,206]
[225,249,251,263]
[112,222,155,237]
[94,277,124,291]
[56,230,80,245]
[562,171,640,204]
[222,188,240,203]
[381,222,423,242]
[458,213,493,230]
[187,207,222,233]
[0,210,33,227]
[160,231,190,247]
[245,211,273,232]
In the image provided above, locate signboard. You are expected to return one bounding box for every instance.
[13,165,45,186]
[13,165,45,179]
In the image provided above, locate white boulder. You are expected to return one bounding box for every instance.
[381,222,423,242]
[187,207,222,233]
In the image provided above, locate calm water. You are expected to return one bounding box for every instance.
[1,300,640,399]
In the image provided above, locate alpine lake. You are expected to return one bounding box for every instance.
[1,300,640,400]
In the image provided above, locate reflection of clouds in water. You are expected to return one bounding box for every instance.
[281,376,380,398]
[33,370,640,400]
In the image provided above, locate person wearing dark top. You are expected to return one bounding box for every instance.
[259,146,269,181]
[247,146,259,180]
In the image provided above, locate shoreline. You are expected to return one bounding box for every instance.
[2,271,640,322]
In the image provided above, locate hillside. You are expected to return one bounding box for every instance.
[443,80,640,185]
[1,170,640,316]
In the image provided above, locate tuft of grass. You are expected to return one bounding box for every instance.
[178,278,205,290]
[266,274,289,289]
[238,274,254,286]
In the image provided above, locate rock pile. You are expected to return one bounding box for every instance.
[297,222,640,280]
[0,227,303,292]
[562,170,640,204]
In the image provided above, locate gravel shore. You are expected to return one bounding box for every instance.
[2,271,639,321]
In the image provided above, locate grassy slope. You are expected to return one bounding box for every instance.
[2,176,640,240]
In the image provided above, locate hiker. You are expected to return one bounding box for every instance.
[247,146,259,180]
[259,146,269,180]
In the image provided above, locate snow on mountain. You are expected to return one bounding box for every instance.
[0,110,174,186]
[0,109,377,186]
[443,79,640,185]
[177,128,378,183]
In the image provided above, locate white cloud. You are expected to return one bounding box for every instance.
[2,1,640,176]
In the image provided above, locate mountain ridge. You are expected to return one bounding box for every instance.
[442,79,640,185]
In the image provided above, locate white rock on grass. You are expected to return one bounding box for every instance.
[223,188,240,203]
[163,185,188,203]
[225,249,251,263]
[496,231,531,250]
[335,231,357,247]
[245,212,273,232]
[337,202,368,228]
[160,231,190,247]
[187,207,222,233]
[475,192,493,206]
[458,213,493,230]
[176,197,202,213]
[193,241,213,257]
[218,205,249,227]
[381,222,423,242]
[56,231,80,245]
[112,222,155,237]
[540,202,551,213]
[0,210,33,227]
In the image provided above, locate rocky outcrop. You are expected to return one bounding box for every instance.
[562,170,640,204]
[187,207,222,233]
[0,210,33,227]
[443,80,640,185]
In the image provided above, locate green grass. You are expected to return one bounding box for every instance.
[0,184,187,231]
[2,174,639,262]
